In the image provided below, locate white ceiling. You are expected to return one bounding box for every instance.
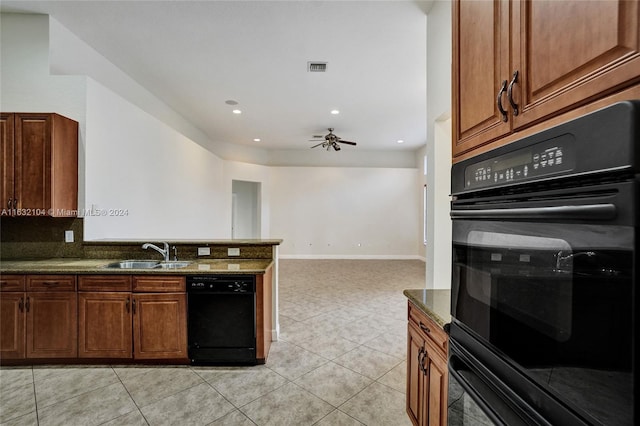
[1,0,431,154]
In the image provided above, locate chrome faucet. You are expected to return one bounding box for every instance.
[142,242,170,262]
[555,250,595,271]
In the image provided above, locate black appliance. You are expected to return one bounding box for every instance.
[449,101,638,425]
[187,275,257,364]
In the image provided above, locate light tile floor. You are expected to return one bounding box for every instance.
[0,259,424,425]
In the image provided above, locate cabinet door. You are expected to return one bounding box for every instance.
[26,292,77,358]
[133,293,187,359]
[14,114,52,211]
[0,113,15,212]
[512,0,640,129]
[407,323,426,425]
[424,338,448,426]
[453,0,511,157]
[0,292,25,359]
[78,292,132,358]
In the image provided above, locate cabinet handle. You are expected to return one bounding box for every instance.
[42,281,59,287]
[7,198,12,210]
[25,297,30,313]
[507,70,519,116]
[497,79,508,122]
[132,298,136,314]
[19,297,24,312]
[126,297,130,313]
[418,346,425,374]
[419,322,431,334]
[421,346,429,375]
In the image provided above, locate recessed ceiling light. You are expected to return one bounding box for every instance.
[225,100,239,105]
[253,138,261,142]
[330,110,340,115]
[232,109,242,114]
[397,139,405,144]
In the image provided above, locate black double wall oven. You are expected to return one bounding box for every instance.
[449,101,638,425]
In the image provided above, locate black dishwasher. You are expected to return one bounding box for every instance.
[187,275,256,364]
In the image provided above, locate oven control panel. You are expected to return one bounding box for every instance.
[465,134,575,190]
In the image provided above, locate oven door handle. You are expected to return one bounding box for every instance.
[449,356,537,426]
[450,203,616,220]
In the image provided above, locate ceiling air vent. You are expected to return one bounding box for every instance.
[308,62,327,72]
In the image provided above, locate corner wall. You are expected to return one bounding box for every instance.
[425,0,453,288]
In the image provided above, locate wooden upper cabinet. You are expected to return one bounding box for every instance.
[453,0,511,156]
[512,0,640,128]
[1,113,15,213]
[452,0,640,160]
[0,113,78,216]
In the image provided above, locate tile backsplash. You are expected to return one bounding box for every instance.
[0,217,85,259]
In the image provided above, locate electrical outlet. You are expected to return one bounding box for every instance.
[197,247,211,256]
[228,247,240,256]
[65,230,74,243]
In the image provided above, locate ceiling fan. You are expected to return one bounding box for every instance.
[309,128,357,151]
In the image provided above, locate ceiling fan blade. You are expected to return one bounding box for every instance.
[310,142,324,148]
[337,140,357,145]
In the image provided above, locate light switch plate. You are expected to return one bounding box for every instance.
[197,247,211,256]
[65,230,74,243]
[228,247,240,256]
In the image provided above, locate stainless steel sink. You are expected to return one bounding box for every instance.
[155,261,191,269]
[105,260,160,269]
[104,260,191,269]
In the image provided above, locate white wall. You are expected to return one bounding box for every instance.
[2,13,423,259]
[0,13,87,210]
[425,0,453,288]
[271,167,421,258]
[84,79,228,240]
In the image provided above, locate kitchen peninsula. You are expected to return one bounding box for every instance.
[0,236,281,366]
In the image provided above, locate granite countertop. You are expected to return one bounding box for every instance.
[0,258,273,275]
[403,288,451,328]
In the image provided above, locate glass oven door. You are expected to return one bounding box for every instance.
[451,179,636,425]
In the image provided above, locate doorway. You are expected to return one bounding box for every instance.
[231,180,261,239]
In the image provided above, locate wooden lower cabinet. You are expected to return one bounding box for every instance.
[0,291,25,358]
[133,293,187,359]
[26,292,77,358]
[78,275,187,361]
[78,292,132,358]
[406,302,448,426]
[0,275,77,359]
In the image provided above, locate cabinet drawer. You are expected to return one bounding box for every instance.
[0,275,25,291]
[133,276,185,293]
[27,275,76,292]
[79,275,132,292]
[408,301,447,353]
